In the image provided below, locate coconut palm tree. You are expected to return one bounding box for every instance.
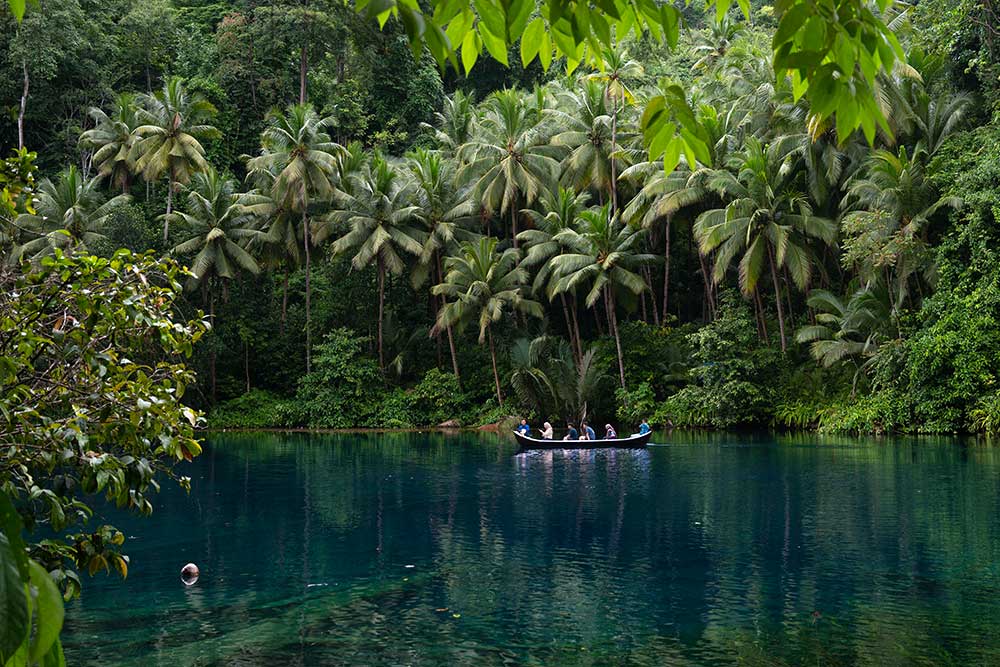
[694,137,837,351]
[796,283,896,392]
[321,155,424,374]
[246,103,341,372]
[433,237,543,406]
[407,148,476,382]
[168,167,261,293]
[549,204,656,391]
[169,167,262,400]
[459,89,559,246]
[839,145,960,307]
[550,80,615,201]
[133,77,220,240]
[79,92,141,193]
[421,90,476,158]
[10,166,129,263]
[517,185,590,363]
[240,166,301,333]
[585,47,643,216]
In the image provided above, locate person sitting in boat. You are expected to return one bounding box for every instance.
[541,422,554,439]
[516,419,531,435]
[605,424,617,439]
[581,422,596,440]
[638,420,651,435]
[564,422,579,440]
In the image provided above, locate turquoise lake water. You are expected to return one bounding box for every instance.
[62,431,1000,665]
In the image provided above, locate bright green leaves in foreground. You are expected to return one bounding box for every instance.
[772,0,903,144]
[0,491,66,667]
[1,250,208,626]
[355,0,902,169]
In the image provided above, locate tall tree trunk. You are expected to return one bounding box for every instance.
[281,268,289,334]
[510,206,518,248]
[303,210,312,373]
[560,293,582,366]
[697,252,716,320]
[18,62,28,150]
[377,254,385,373]
[610,93,619,217]
[605,286,626,392]
[487,327,503,407]
[662,217,672,318]
[209,283,217,403]
[244,336,251,393]
[767,245,788,352]
[756,288,770,340]
[643,266,660,325]
[299,0,309,104]
[570,298,583,356]
[437,254,461,384]
[163,176,173,242]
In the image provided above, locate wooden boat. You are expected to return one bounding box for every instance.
[513,430,651,449]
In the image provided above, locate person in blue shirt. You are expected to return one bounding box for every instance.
[563,422,579,441]
[638,420,651,435]
[516,418,531,436]
[581,422,596,440]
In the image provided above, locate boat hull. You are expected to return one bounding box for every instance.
[512,431,651,449]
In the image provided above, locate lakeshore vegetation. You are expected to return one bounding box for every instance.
[1,0,999,659]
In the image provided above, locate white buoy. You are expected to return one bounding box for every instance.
[180,563,200,586]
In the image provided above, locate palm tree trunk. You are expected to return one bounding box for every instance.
[299,0,309,104]
[662,217,672,318]
[643,266,660,325]
[437,254,461,384]
[605,286,627,392]
[281,268,289,334]
[697,252,715,320]
[209,282,217,403]
[18,61,28,150]
[570,298,583,355]
[303,210,312,373]
[560,293,581,366]
[244,336,251,393]
[163,176,173,242]
[510,206,519,249]
[377,254,385,373]
[487,327,503,407]
[610,93,619,217]
[767,244,788,353]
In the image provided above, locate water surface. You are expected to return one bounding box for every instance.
[63,431,1000,665]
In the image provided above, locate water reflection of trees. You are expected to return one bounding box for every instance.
[63,432,1000,666]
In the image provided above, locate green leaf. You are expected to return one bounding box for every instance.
[461,30,481,74]
[538,30,552,71]
[27,560,64,663]
[520,17,545,67]
[8,0,26,21]
[0,492,27,580]
[478,22,509,66]
[0,534,29,663]
[662,137,682,175]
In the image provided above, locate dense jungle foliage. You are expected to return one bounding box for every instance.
[2,0,1000,439]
